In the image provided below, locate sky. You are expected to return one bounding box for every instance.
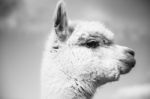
[0,0,150,99]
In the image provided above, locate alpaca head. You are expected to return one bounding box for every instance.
[42,1,136,99]
[51,0,136,86]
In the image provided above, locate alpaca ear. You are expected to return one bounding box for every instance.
[54,0,69,42]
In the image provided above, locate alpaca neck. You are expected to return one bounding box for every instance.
[42,72,98,99]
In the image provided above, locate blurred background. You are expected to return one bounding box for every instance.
[0,0,150,99]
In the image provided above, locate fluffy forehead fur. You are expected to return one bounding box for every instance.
[67,21,114,45]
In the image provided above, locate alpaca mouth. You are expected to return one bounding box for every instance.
[119,57,136,74]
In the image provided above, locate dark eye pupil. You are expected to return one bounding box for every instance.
[86,41,99,48]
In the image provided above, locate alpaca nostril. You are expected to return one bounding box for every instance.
[126,49,135,56]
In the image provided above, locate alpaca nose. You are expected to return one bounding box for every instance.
[125,49,135,56]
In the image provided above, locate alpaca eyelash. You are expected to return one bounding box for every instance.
[85,40,100,48]
[78,39,99,48]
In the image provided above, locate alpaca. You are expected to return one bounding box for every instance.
[41,1,136,99]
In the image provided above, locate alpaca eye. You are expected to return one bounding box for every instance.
[86,40,99,48]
